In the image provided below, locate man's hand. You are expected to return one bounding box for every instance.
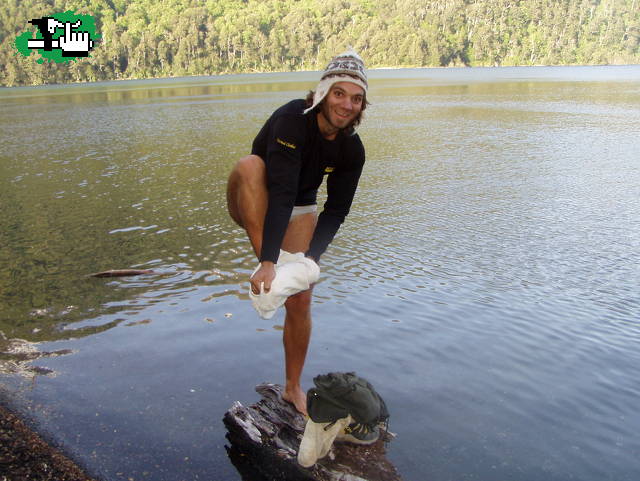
[250,261,276,294]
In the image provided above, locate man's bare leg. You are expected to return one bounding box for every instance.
[281,289,313,414]
[226,154,267,258]
[227,156,317,415]
[280,213,317,415]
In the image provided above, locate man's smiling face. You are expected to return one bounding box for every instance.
[320,81,365,132]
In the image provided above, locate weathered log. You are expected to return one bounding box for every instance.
[88,269,155,278]
[223,383,402,481]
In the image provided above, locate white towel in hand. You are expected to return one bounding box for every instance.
[297,415,352,468]
[249,250,320,319]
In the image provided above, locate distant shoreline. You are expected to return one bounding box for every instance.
[1,62,636,89]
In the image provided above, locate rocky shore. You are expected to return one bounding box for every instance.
[0,403,96,481]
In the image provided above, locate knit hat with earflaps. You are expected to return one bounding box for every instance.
[303,48,368,114]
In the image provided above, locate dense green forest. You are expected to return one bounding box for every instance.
[1,0,638,86]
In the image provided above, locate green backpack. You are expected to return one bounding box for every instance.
[306,372,389,429]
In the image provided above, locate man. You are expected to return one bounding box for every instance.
[226,49,368,415]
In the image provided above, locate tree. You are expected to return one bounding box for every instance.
[1,0,638,86]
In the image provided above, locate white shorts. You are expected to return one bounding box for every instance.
[290,204,317,219]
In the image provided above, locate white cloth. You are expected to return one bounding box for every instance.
[297,415,352,468]
[249,250,320,319]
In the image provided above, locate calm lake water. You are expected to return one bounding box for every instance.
[1,65,639,481]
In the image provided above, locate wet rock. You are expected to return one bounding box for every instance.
[0,337,72,377]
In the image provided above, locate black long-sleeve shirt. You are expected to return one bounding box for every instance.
[251,99,365,263]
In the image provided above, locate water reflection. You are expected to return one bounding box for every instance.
[1,67,639,481]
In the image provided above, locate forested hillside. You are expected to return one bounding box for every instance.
[1,0,638,86]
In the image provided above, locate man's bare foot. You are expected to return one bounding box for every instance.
[282,385,308,416]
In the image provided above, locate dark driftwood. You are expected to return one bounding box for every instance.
[223,383,401,481]
[89,269,155,278]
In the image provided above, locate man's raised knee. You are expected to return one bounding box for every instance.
[234,154,265,182]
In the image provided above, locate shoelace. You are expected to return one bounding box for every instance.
[345,422,373,436]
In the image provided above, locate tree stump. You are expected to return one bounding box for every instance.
[223,383,402,481]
